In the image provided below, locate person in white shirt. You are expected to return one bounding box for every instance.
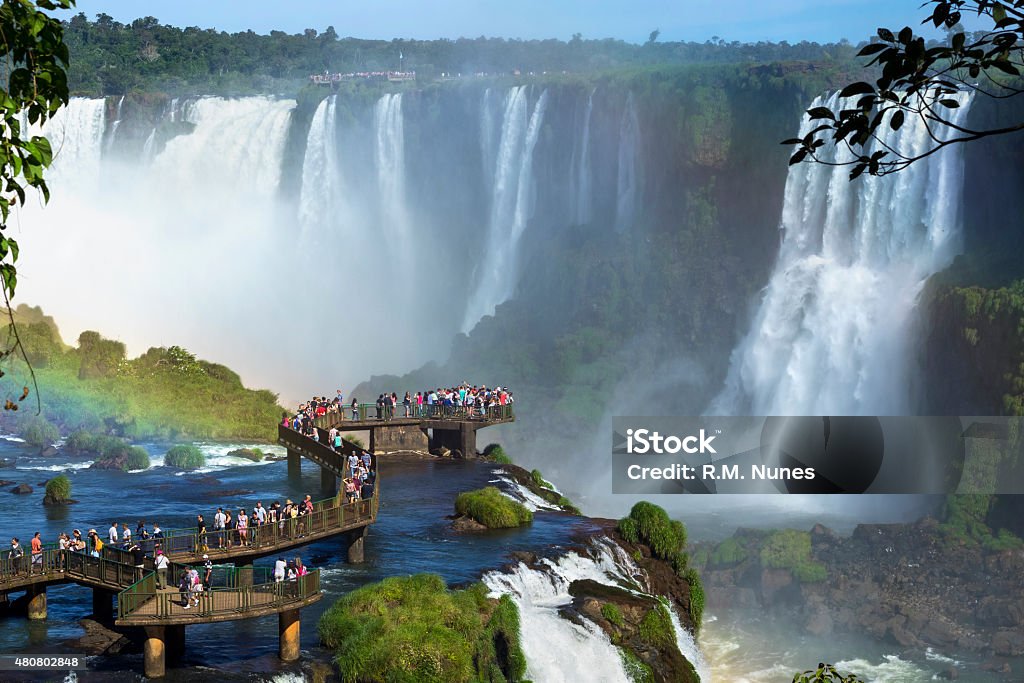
[274,557,287,582]
[108,523,118,544]
[121,523,131,548]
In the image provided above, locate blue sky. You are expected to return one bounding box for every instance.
[64,1,975,44]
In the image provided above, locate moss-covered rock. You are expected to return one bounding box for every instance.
[227,447,264,462]
[454,487,533,528]
[318,573,526,682]
[164,444,205,469]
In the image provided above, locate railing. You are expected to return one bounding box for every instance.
[154,493,377,560]
[117,568,321,621]
[310,401,515,426]
[0,546,65,581]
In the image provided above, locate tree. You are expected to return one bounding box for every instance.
[0,0,74,411]
[793,664,865,683]
[787,1,1024,178]
[647,29,661,44]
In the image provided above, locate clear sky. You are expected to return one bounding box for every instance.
[63,1,970,44]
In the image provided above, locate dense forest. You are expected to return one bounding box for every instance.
[63,12,870,96]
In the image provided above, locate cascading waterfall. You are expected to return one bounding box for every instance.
[614,93,640,232]
[298,94,342,244]
[34,98,107,185]
[479,87,502,193]
[461,86,548,332]
[104,95,125,154]
[571,89,595,226]
[483,537,708,682]
[374,93,409,242]
[710,91,973,415]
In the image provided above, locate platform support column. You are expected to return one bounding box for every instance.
[92,587,114,623]
[26,584,46,620]
[144,625,166,679]
[321,466,336,495]
[346,526,367,564]
[166,625,185,662]
[287,449,301,477]
[279,608,300,661]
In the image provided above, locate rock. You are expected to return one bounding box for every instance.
[937,666,959,680]
[37,480,49,487]
[39,446,58,457]
[43,494,78,506]
[805,607,834,637]
[760,568,794,605]
[0,479,13,487]
[67,618,133,655]
[227,448,263,462]
[450,515,488,532]
[90,456,128,471]
[981,659,1012,674]
[992,629,1024,656]
[208,489,254,498]
[0,457,15,468]
[921,618,960,645]
[10,483,32,494]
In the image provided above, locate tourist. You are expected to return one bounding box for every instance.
[274,556,286,582]
[203,553,213,586]
[9,537,24,573]
[197,514,208,553]
[403,392,412,417]
[286,559,297,581]
[214,507,226,548]
[154,550,169,589]
[361,450,372,471]
[375,394,383,419]
[129,542,145,581]
[71,529,85,552]
[237,509,249,546]
[187,566,201,607]
[343,476,359,503]
[136,520,148,540]
[268,501,279,526]
[295,557,308,578]
[348,452,359,478]
[108,522,119,545]
[30,532,42,573]
[224,509,234,547]
[333,430,342,451]
[415,391,423,416]
[121,523,132,548]
[88,529,102,558]
[179,571,192,608]
[254,501,266,527]
[351,397,359,420]
[360,475,375,500]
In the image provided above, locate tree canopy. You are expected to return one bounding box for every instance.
[788,0,1024,178]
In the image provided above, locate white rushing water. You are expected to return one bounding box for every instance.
[711,91,973,415]
[462,86,549,331]
[571,88,595,226]
[374,92,410,249]
[484,537,708,682]
[615,93,640,233]
[298,94,342,248]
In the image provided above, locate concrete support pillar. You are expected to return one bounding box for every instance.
[26,584,46,620]
[287,449,301,477]
[460,423,478,458]
[346,527,367,564]
[320,466,336,495]
[144,625,166,679]
[166,625,185,663]
[234,562,253,588]
[369,428,376,454]
[279,608,301,662]
[92,588,114,623]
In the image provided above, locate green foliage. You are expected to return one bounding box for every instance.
[619,648,655,683]
[637,604,674,650]
[793,663,865,682]
[788,1,1024,178]
[164,444,205,470]
[345,435,365,449]
[44,473,70,501]
[18,414,58,446]
[529,469,552,489]
[319,574,526,683]
[940,494,1024,551]
[684,568,705,631]
[601,602,624,628]
[556,496,581,515]
[92,441,150,471]
[124,445,150,471]
[618,502,688,563]
[455,487,533,528]
[1,314,284,441]
[710,537,748,567]
[0,0,74,299]
[760,530,828,583]
[482,443,511,464]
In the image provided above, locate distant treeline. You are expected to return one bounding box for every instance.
[64,12,868,96]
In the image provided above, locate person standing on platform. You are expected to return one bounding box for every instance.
[155,550,169,589]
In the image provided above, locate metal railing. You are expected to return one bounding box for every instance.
[117,568,321,621]
[152,494,377,560]
[307,401,515,426]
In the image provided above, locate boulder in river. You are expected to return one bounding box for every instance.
[39,446,59,457]
[10,483,33,494]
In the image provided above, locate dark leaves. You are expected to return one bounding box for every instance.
[839,81,875,98]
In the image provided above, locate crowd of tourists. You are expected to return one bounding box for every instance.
[285,384,514,426]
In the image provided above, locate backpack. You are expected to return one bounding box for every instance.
[95,538,104,552]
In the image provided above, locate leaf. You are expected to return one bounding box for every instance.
[878,28,895,43]
[898,26,913,45]
[788,149,808,166]
[806,106,835,120]
[890,109,905,131]
[939,99,961,108]
[857,42,888,56]
[993,4,1007,24]
[839,81,875,98]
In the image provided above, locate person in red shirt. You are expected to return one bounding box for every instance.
[30,531,43,573]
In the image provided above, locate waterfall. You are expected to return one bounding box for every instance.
[461,86,548,332]
[374,93,409,242]
[141,127,157,161]
[105,95,125,154]
[483,537,707,682]
[572,89,595,225]
[36,97,107,185]
[614,93,640,232]
[298,94,342,243]
[480,88,502,193]
[710,92,973,415]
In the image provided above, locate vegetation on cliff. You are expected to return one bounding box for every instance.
[43,474,72,504]
[318,573,526,683]
[454,487,533,528]
[1,305,284,442]
[618,501,689,575]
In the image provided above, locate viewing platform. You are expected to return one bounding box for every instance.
[0,426,379,677]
